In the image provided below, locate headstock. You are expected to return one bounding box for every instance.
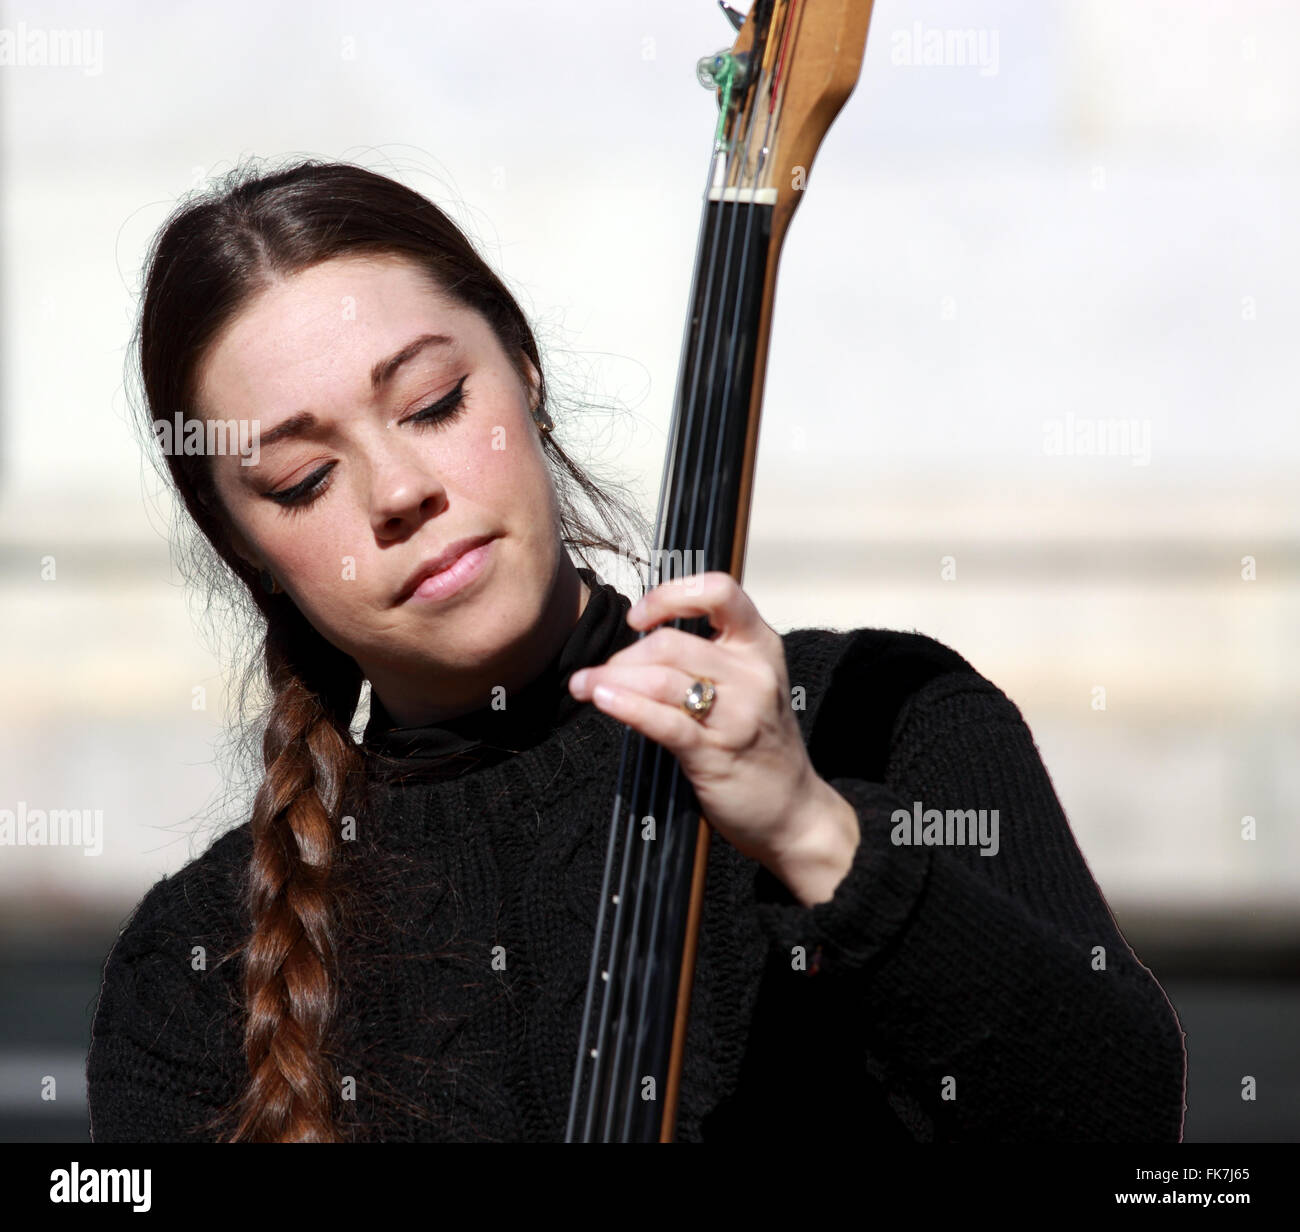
[697,0,875,246]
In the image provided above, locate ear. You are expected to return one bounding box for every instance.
[227,525,263,573]
[521,354,542,409]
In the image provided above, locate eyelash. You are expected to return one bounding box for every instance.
[268,377,469,513]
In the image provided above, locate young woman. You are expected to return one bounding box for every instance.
[85,159,1187,1143]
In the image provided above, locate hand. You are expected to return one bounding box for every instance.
[567,572,860,904]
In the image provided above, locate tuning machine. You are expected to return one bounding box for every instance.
[696,48,751,93]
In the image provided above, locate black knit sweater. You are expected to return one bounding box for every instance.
[85,573,1187,1142]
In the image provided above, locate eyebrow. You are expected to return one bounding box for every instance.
[253,333,457,451]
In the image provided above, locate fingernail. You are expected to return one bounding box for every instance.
[570,669,589,691]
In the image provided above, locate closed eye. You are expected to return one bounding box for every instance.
[267,376,470,513]
[405,374,469,430]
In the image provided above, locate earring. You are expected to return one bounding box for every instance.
[531,400,554,434]
[258,567,282,595]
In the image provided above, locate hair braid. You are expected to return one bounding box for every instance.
[223,614,364,1142]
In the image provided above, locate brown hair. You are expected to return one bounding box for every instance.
[129,157,649,1141]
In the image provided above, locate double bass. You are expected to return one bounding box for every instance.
[565,0,876,1142]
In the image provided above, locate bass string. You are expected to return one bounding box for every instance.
[571,0,788,1139]
[570,118,740,1147]
[563,134,725,1136]
[598,88,773,1141]
[593,3,787,1141]
[567,135,724,1135]
[608,29,787,1139]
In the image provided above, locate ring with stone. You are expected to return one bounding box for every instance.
[681,677,717,723]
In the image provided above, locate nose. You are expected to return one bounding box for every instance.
[367,438,448,539]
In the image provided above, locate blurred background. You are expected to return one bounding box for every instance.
[0,0,1295,1141]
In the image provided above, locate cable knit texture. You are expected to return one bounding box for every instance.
[85,578,1187,1142]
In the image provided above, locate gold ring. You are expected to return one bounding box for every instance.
[681,677,716,722]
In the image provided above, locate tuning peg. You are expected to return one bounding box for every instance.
[697,49,730,90]
[718,2,745,34]
[697,48,751,93]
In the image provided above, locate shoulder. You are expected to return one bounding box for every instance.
[107,823,253,960]
[86,823,252,1142]
[782,623,974,686]
[780,624,1020,781]
[90,822,253,1033]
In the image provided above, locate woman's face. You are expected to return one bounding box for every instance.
[198,252,587,725]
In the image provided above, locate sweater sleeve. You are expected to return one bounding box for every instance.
[86,848,248,1143]
[749,666,1187,1143]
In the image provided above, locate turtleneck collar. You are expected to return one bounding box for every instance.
[360,566,638,780]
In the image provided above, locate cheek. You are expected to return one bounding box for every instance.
[465,425,555,527]
[275,515,357,605]
[230,482,362,609]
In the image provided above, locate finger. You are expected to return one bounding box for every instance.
[584,677,709,749]
[629,572,769,645]
[570,662,706,712]
[598,625,744,678]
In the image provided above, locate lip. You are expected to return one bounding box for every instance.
[397,534,498,604]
